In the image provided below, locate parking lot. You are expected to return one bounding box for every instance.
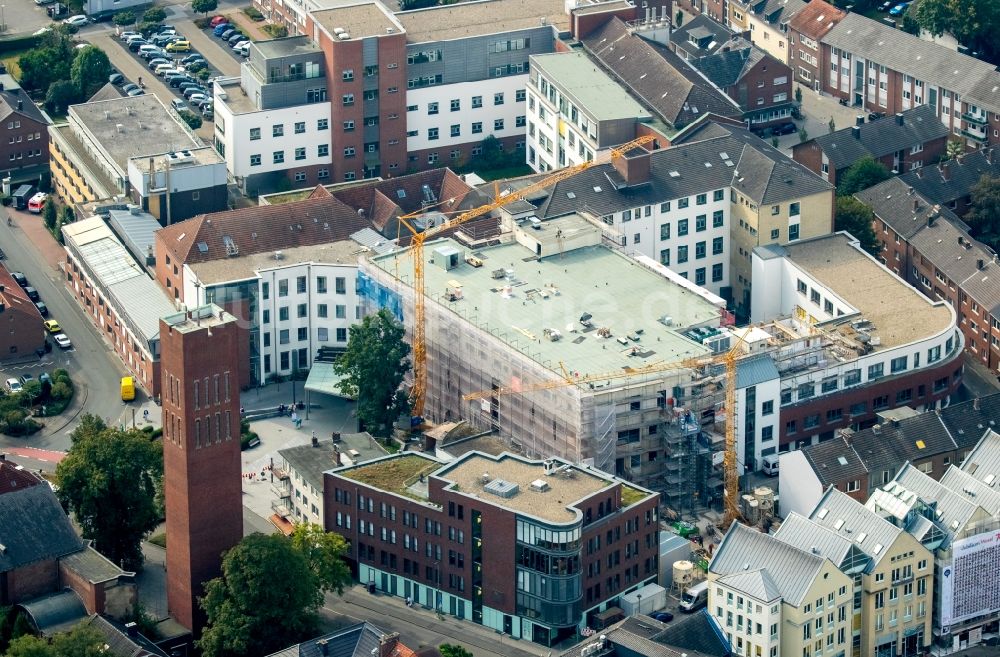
[2,0,59,35]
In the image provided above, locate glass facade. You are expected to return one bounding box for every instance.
[514,517,583,632]
[205,279,261,384]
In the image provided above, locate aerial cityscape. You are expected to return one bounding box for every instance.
[0,0,997,655]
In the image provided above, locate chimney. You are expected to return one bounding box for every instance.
[316,639,329,656]
[16,99,22,111]
[974,397,981,411]
[856,115,865,126]
[977,258,985,270]
[851,126,861,139]
[379,633,401,657]
[912,198,919,212]
[611,146,651,187]
[927,214,937,227]
[940,162,951,182]
[895,112,904,126]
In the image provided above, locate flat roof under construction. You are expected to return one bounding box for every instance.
[370,239,718,380]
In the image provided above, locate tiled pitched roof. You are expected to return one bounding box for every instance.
[0,86,49,126]
[786,0,846,40]
[938,394,1000,450]
[800,435,868,487]
[589,612,730,657]
[742,0,807,25]
[809,487,903,565]
[157,190,371,266]
[718,569,782,601]
[671,14,733,59]
[810,104,949,171]
[0,457,44,494]
[690,40,767,89]
[581,18,741,127]
[80,616,169,657]
[87,83,124,103]
[0,484,84,573]
[265,622,399,657]
[855,177,963,240]
[898,147,1000,207]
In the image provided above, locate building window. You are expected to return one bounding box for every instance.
[249,127,261,140]
[471,122,483,134]
[428,102,439,115]
[494,119,505,131]
[428,128,439,141]
[343,94,354,106]
[318,119,328,130]
[712,237,724,255]
[344,147,356,157]
[494,93,504,105]
[789,224,800,240]
[450,124,460,137]
[295,147,306,161]
[250,154,261,166]
[273,124,284,137]
[472,96,482,108]
[450,99,460,111]
[294,171,306,182]
[294,121,305,134]
[712,263,723,282]
[318,144,329,157]
[273,151,284,164]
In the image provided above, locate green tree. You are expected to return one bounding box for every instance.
[71,46,113,100]
[41,198,57,231]
[197,534,321,657]
[177,110,203,130]
[438,645,473,657]
[899,12,920,35]
[44,80,79,115]
[794,86,802,104]
[55,415,163,570]
[965,174,1000,251]
[5,623,106,657]
[113,10,135,26]
[828,117,836,133]
[836,196,879,255]
[911,0,1000,62]
[289,523,351,595]
[334,309,411,436]
[60,206,74,227]
[798,127,809,143]
[945,138,964,160]
[142,6,167,23]
[836,156,891,196]
[191,0,218,15]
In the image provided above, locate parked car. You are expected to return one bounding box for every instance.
[147,57,170,69]
[187,93,208,105]
[154,62,178,75]
[178,81,202,93]
[63,14,90,27]
[191,96,212,110]
[648,611,674,623]
[119,30,139,41]
[9,271,27,287]
[152,34,181,47]
[166,40,191,52]
[183,86,208,99]
[181,53,205,65]
[227,33,246,46]
[127,39,148,52]
[168,75,195,88]
[219,28,236,40]
[127,88,145,96]
[868,111,886,121]
[34,301,48,317]
[23,286,39,302]
[210,15,228,27]
[185,60,207,72]
[5,378,22,393]
[121,83,139,94]
[53,334,72,349]
[108,72,125,85]
[201,107,214,121]
[34,0,56,5]
[170,98,188,112]
[212,22,231,36]
[234,42,250,57]
[889,1,911,15]
[770,121,797,136]
[43,320,61,333]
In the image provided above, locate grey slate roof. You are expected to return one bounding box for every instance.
[581,18,741,128]
[810,104,949,171]
[735,353,780,389]
[710,522,826,605]
[538,125,830,219]
[822,13,998,102]
[800,435,868,487]
[0,85,50,127]
[0,484,85,573]
[939,394,1000,450]
[940,461,1000,515]
[774,512,862,569]
[583,612,730,657]
[671,14,733,59]
[855,177,964,240]
[265,622,385,657]
[717,569,781,602]
[741,0,807,25]
[809,487,904,565]
[18,590,88,636]
[959,428,1000,489]
[80,615,169,657]
[279,434,374,493]
[898,147,1000,207]
[60,544,131,582]
[690,40,767,89]
[889,463,982,538]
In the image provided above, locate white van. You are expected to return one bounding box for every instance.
[234,41,250,57]
[138,44,160,55]
[762,453,780,477]
[679,580,708,612]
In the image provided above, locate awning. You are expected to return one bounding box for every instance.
[303,361,355,400]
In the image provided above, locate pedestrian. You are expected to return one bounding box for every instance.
[311,430,316,442]
[143,409,149,422]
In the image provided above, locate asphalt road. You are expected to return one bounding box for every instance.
[0,210,130,453]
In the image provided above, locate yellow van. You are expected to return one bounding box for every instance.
[120,376,135,402]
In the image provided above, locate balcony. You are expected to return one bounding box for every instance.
[962,112,988,125]
[962,128,987,143]
[271,498,292,518]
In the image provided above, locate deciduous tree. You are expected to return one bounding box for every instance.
[836,156,891,196]
[965,174,1000,251]
[290,523,351,595]
[334,308,411,436]
[55,415,163,570]
[4,623,106,657]
[836,196,879,255]
[71,46,113,100]
[191,0,219,16]
[197,534,320,657]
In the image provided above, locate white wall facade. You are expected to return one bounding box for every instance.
[405,77,527,152]
[736,375,783,474]
[213,96,331,179]
[777,449,824,519]
[598,190,732,296]
[709,581,783,657]
[257,261,359,379]
[524,87,596,173]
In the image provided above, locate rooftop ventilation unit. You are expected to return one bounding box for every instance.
[165,150,195,166]
[530,479,550,492]
[484,479,519,498]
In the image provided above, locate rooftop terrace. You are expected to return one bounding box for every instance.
[370,239,718,380]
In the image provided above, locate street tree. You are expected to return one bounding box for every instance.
[945,139,964,160]
[55,415,163,570]
[142,6,167,23]
[439,645,473,657]
[198,533,321,657]
[17,30,73,93]
[836,156,891,196]
[41,197,57,231]
[71,46,113,100]
[965,174,1000,251]
[191,0,219,16]
[5,623,106,657]
[835,196,880,255]
[44,80,79,116]
[290,523,351,595]
[113,10,135,26]
[334,308,411,436]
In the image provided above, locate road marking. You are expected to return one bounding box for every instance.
[5,446,67,463]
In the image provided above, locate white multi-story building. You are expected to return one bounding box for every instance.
[525,52,652,172]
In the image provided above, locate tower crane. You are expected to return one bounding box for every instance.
[396,135,655,419]
[462,329,756,530]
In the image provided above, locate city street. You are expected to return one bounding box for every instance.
[0,208,133,454]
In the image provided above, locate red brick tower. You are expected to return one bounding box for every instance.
[160,304,243,632]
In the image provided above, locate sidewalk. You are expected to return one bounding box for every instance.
[218,8,272,42]
[6,207,65,271]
